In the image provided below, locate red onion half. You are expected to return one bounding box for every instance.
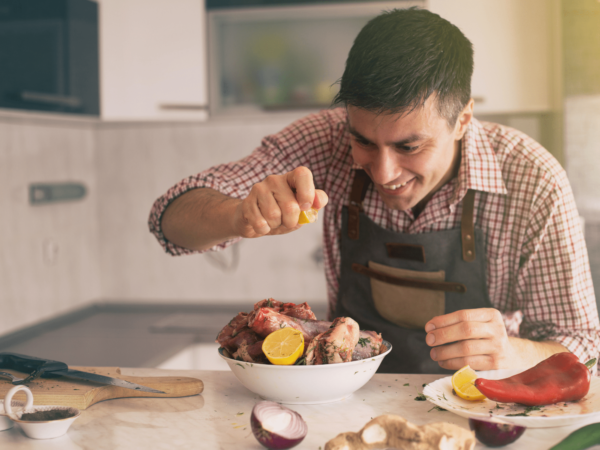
[251,401,308,449]
[469,418,526,447]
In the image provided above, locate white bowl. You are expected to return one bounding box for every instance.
[4,385,81,439]
[218,340,392,404]
[0,399,30,432]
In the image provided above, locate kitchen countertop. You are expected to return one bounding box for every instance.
[0,368,596,449]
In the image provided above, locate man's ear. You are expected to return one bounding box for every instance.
[454,99,474,139]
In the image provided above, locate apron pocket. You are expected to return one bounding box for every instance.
[366,261,446,330]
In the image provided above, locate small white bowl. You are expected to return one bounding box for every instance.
[4,385,81,439]
[0,397,31,432]
[219,340,392,404]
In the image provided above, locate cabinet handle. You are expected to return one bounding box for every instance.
[473,96,485,104]
[20,91,82,109]
[159,103,209,111]
[29,183,87,205]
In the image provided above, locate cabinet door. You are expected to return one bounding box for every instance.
[98,0,208,120]
[428,0,559,114]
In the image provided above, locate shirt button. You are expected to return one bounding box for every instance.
[467,250,473,256]
[465,234,472,241]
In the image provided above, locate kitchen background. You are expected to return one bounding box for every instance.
[0,0,599,371]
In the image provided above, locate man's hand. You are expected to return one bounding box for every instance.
[424,308,568,371]
[233,166,328,238]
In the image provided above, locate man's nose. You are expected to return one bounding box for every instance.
[370,148,400,184]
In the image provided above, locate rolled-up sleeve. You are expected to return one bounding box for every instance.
[148,110,340,255]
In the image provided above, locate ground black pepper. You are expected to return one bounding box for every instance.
[20,409,76,421]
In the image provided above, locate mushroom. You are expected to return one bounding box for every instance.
[325,415,475,450]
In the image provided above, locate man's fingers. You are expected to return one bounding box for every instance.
[241,197,271,236]
[274,185,302,229]
[312,189,329,210]
[430,338,491,362]
[426,320,494,347]
[287,167,315,211]
[238,168,325,238]
[425,308,500,332]
[257,192,282,230]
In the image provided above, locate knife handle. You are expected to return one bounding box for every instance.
[0,352,68,376]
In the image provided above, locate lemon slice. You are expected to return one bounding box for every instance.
[262,328,304,365]
[451,365,486,401]
[298,208,318,225]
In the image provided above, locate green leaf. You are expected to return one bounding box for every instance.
[585,358,597,370]
[549,422,600,450]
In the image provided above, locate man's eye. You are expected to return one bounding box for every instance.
[399,145,419,152]
[354,137,371,146]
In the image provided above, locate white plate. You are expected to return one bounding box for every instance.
[423,368,600,428]
[218,341,392,404]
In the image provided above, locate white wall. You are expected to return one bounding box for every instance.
[565,96,600,222]
[95,115,327,304]
[0,112,102,336]
[0,111,328,338]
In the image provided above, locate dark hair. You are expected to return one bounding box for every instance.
[333,7,473,127]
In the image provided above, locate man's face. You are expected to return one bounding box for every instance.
[347,97,470,212]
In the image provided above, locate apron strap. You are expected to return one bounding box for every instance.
[348,171,477,261]
[461,189,476,262]
[347,169,371,240]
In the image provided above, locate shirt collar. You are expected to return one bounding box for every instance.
[450,118,508,205]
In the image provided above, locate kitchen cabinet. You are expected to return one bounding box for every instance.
[97,0,208,121]
[0,0,99,116]
[428,0,561,114]
[208,1,424,117]
[97,0,559,120]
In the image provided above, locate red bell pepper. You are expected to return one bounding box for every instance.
[474,352,593,406]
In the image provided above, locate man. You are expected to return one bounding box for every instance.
[149,8,599,374]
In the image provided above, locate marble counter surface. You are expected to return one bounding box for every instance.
[0,368,596,449]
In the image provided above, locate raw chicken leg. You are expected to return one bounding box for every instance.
[216,301,384,364]
[305,317,360,365]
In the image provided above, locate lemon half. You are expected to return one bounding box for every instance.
[451,365,486,401]
[262,327,304,365]
[298,208,318,225]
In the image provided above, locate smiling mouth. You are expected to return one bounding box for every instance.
[381,179,413,190]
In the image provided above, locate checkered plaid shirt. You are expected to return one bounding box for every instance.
[149,108,600,364]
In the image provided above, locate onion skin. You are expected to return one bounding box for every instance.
[469,418,526,447]
[251,401,308,449]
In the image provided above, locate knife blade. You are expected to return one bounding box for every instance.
[57,369,165,393]
[0,352,165,394]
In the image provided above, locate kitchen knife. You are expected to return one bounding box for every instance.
[0,352,165,394]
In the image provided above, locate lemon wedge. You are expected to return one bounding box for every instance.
[262,328,304,365]
[298,208,318,225]
[451,365,486,401]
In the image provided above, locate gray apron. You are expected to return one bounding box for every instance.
[336,170,492,374]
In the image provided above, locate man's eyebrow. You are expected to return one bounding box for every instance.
[391,135,425,146]
[348,125,426,146]
[348,126,369,141]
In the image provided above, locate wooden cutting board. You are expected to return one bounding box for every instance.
[0,366,204,410]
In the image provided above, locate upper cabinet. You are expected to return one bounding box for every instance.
[207,1,423,117]
[0,0,100,116]
[428,0,561,114]
[97,0,208,121]
[3,0,558,119]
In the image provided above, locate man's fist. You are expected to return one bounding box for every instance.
[233,166,328,238]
